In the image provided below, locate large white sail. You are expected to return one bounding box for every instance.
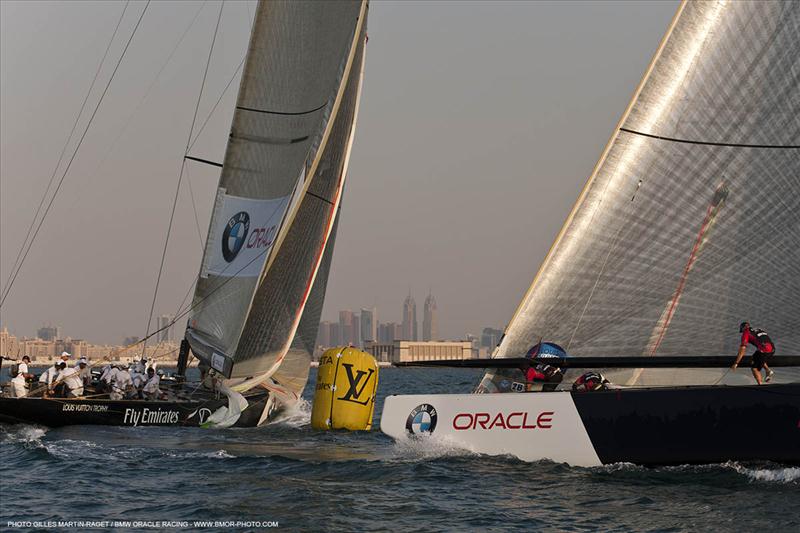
[186,0,367,383]
[487,1,799,383]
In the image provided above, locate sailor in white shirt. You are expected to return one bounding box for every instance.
[109,365,133,400]
[51,362,84,398]
[59,351,72,368]
[76,358,92,388]
[18,355,34,380]
[38,360,60,391]
[10,368,27,398]
[142,368,162,400]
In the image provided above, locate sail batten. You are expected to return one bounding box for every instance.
[487,0,800,386]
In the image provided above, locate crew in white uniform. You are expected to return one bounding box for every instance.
[18,355,34,380]
[76,358,92,388]
[10,368,27,398]
[142,367,162,400]
[38,360,60,392]
[109,365,133,400]
[51,362,84,398]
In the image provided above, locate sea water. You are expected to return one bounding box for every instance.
[1,367,797,532]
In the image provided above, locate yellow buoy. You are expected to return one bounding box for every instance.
[311,347,379,431]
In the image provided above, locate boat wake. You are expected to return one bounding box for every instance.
[592,460,799,484]
[269,398,311,428]
[0,424,47,448]
[390,435,481,462]
[727,462,800,484]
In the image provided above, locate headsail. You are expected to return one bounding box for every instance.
[186,0,368,385]
[487,1,800,382]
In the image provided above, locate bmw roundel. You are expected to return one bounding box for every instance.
[222,211,250,262]
[406,404,438,436]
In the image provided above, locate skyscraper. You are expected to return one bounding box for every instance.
[360,307,376,344]
[37,325,61,341]
[402,292,417,341]
[157,314,175,343]
[339,310,355,345]
[423,292,438,341]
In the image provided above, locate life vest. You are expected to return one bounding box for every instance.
[752,329,775,353]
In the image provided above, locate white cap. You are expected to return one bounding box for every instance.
[79,357,88,364]
[61,351,71,358]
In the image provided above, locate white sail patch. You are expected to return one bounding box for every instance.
[202,191,291,278]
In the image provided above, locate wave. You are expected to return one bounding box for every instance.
[268,398,311,428]
[389,434,482,462]
[728,463,800,484]
[0,424,47,448]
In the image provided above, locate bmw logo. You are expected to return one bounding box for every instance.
[222,211,250,262]
[405,404,438,436]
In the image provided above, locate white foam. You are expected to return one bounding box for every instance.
[0,425,47,447]
[269,398,311,428]
[730,463,800,484]
[389,434,482,462]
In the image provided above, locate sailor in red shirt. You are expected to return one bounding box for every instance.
[732,321,775,384]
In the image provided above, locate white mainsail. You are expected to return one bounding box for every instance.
[186,0,368,391]
[483,0,800,387]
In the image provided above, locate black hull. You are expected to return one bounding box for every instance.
[0,390,269,428]
[572,383,800,466]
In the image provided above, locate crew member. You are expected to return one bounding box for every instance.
[109,364,133,400]
[51,362,84,398]
[732,321,775,384]
[9,367,27,398]
[38,360,60,394]
[525,363,563,392]
[18,355,34,380]
[572,371,611,392]
[142,367,162,400]
[59,351,72,367]
[76,358,92,389]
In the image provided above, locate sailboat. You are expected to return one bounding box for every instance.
[0,0,369,428]
[381,0,800,465]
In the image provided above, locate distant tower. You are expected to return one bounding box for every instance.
[402,292,417,341]
[360,307,376,344]
[423,291,438,341]
[157,315,175,343]
[339,310,355,345]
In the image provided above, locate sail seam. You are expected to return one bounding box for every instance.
[620,127,800,149]
[236,103,327,116]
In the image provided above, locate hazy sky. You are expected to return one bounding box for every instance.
[0,0,678,344]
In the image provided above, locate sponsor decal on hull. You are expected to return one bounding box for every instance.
[123,408,180,427]
[452,411,553,430]
[382,393,602,466]
[62,404,109,413]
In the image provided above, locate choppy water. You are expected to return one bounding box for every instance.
[1,367,798,532]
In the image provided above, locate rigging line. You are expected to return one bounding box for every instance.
[183,165,206,252]
[0,0,151,309]
[187,54,245,152]
[126,231,273,355]
[183,0,251,152]
[1,0,131,298]
[75,1,209,193]
[142,0,225,356]
[619,127,800,149]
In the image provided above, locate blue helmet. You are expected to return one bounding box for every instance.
[526,342,567,359]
